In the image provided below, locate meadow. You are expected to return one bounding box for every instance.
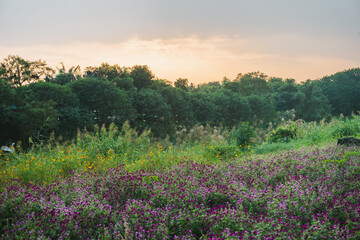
[1,116,360,239]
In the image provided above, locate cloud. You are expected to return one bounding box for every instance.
[0,36,359,84]
[1,0,359,45]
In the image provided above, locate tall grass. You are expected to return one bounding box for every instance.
[0,122,247,189]
[1,115,360,189]
[255,114,360,154]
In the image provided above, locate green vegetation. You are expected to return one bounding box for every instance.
[1,54,360,238]
[1,55,360,150]
[1,83,360,238]
[1,118,360,239]
[267,122,297,143]
[1,114,360,189]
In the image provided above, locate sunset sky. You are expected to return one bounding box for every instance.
[0,0,359,84]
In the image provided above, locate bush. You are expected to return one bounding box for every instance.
[204,144,241,160]
[230,122,255,149]
[332,117,360,138]
[267,123,297,143]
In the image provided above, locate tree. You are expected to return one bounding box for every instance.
[84,63,130,80]
[246,94,276,122]
[130,65,154,90]
[0,80,17,145]
[0,55,54,86]
[70,78,135,128]
[45,63,81,85]
[190,92,219,125]
[317,68,360,116]
[269,78,304,112]
[84,63,136,90]
[160,86,194,127]
[134,88,171,137]
[296,80,330,121]
[150,79,172,90]
[212,89,252,126]
[224,72,270,96]
[174,78,189,91]
[25,82,91,139]
[10,85,61,147]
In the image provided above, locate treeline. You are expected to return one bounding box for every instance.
[0,55,359,148]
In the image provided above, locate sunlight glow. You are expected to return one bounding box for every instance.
[0,36,358,84]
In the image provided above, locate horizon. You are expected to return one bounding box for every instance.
[1,0,359,85]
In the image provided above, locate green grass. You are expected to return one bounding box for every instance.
[1,115,359,190]
[255,114,360,154]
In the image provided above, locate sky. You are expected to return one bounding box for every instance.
[0,0,359,84]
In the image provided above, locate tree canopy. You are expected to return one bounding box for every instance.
[0,54,358,147]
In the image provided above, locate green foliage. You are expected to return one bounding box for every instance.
[318,68,360,116]
[224,72,270,96]
[1,54,360,151]
[160,86,194,132]
[45,63,81,85]
[174,78,189,91]
[0,80,16,144]
[204,144,241,160]
[332,116,360,138]
[0,55,54,87]
[267,123,297,143]
[230,122,255,149]
[130,65,154,90]
[76,121,151,163]
[134,88,172,138]
[296,80,330,121]
[246,94,276,122]
[70,77,135,127]
[269,78,303,112]
[84,63,129,81]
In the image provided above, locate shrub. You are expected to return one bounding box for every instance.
[332,117,360,138]
[267,122,297,143]
[230,122,255,149]
[204,144,241,160]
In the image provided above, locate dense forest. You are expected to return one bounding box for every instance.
[0,55,359,148]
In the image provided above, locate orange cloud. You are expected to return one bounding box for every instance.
[0,36,358,84]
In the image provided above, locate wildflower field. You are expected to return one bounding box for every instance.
[1,120,360,239]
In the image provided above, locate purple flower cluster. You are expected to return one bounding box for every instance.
[1,145,359,239]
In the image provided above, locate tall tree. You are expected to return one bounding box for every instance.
[246,94,276,122]
[269,78,304,112]
[45,63,81,85]
[134,88,171,137]
[223,72,270,96]
[12,85,60,146]
[130,65,154,90]
[0,80,17,144]
[317,68,360,116]
[297,80,331,121]
[84,63,130,80]
[0,55,54,86]
[70,78,135,128]
[174,78,189,91]
[25,82,91,139]
[160,86,194,127]
[237,72,270,96]
[190,92,219,125]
